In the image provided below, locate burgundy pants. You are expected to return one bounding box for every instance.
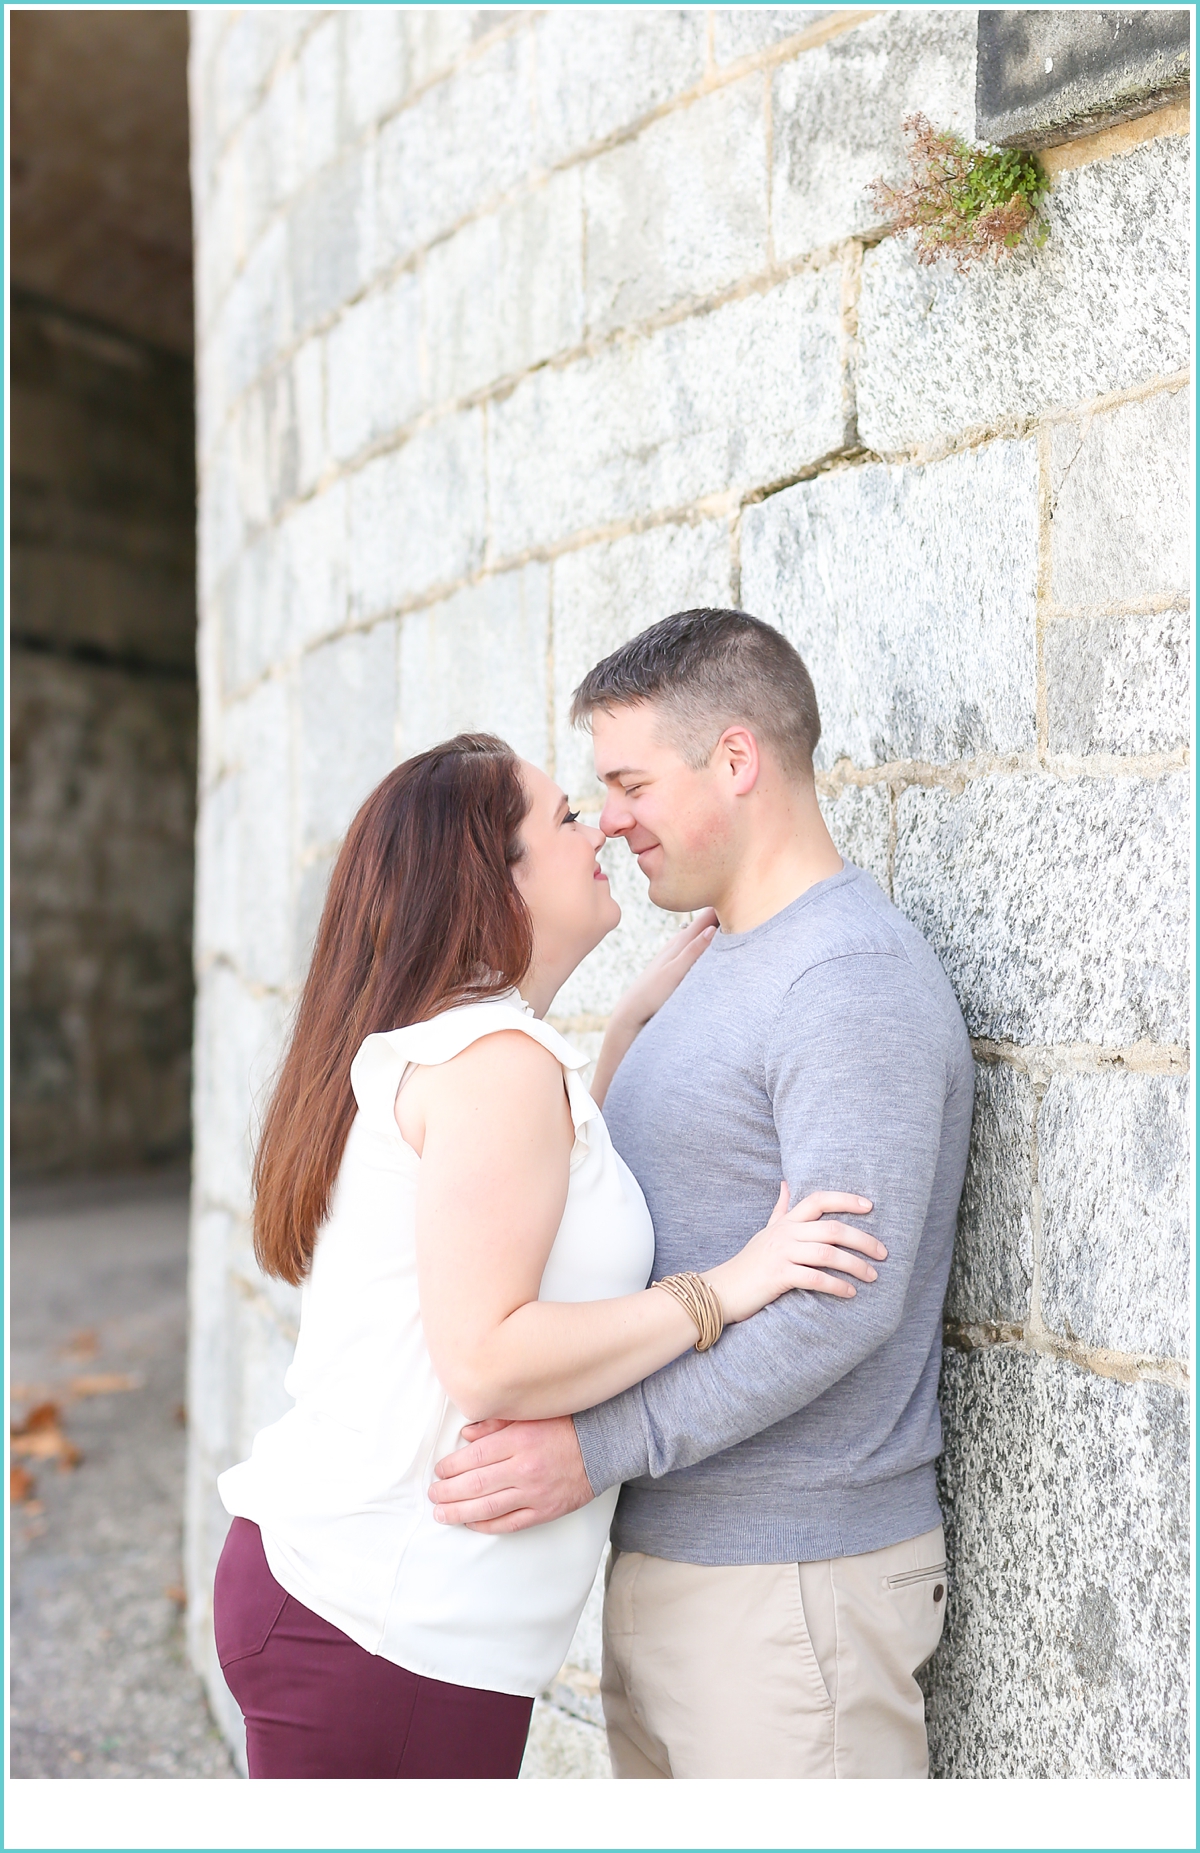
[214,1517,534,1778]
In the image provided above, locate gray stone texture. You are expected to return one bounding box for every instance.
[946,1062,1034,1331]
[929,1347,1190,1777]
[398,566,551,769]
[711,10,835,67]
[740,440,1040,767]
[11,294,198,1178]
[1048,385,1191,610]
[895,773,1189,1047]
[858,133,1190,452]
[817,782,892,894]
[1038,1072,1190,1361]
[771,9,977,259]
[583,76,768,335]
[1044,605,1191,758]
[488,266,848,558]
[976,7,1192,149]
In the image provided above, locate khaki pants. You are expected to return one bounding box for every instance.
[601,1527,946,1779]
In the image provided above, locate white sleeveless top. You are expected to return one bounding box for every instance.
[218,995,655,1698]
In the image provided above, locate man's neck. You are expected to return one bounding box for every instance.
[713,787,844,936]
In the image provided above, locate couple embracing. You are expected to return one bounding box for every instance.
[214,607,973,1781]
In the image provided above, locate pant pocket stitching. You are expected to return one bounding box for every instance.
[217,1585,290,1669]
[883,1561,948,1591]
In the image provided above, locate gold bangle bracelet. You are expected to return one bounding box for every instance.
[653,1271,725,1352]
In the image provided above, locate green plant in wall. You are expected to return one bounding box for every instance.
[868,113,1048,273]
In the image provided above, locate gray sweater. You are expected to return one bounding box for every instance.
[573,862,973,1566]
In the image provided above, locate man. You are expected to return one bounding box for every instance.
[430,608,973,1779]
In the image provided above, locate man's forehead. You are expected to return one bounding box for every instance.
[591,703,667,777]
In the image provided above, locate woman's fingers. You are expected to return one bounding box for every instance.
[793,1268,859,1298]
[790,1189,874,1222]
[786,1216,887,1260]
[792,1241,878,1281]
[766,1181,790,1226]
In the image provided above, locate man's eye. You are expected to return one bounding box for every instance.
[564,809,580,824]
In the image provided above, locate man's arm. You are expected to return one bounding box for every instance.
[429,952,950,1528]
[571,953,949,1491]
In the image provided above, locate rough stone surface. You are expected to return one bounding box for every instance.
[399,566,550,768]
[740,441,1040,767]
[553,520,734,796]
[894,773,1189,1047]
[858,134,1190,452]
[345,410,487,620]
[1048,385,1191,610]
[945,1063,1034,1331]
[1044,605,1191,757]
[711,9,834,66]
[583,76,768,336]
[771,9,976,259]
[976,8,1192,150]
[1038,1072,1190,1361]
[488,266,847,557]
[928,1347,1190,1778]
[817,782,892,893]
[531,8,707,169]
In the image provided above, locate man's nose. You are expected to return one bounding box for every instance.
[598,793,634,838]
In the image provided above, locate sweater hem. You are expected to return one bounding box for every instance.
[609,1462,942,1567]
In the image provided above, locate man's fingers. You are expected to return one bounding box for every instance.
[464,1509,542,1535]
[433,1433,514,1479]
[433,1490,528,1528]
[460,1419,512,1442]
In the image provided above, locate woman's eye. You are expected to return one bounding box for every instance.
[563,809,580,825]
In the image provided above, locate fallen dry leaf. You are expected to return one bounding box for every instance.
[69,1372,143,1398]
[164,1584,186,1606]
[59,1328,99,1364]
[13,1401,62,1434]
[11,1403,82,1470]
[10,1464,37,1504]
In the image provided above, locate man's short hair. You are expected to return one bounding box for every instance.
[570,607,821,781]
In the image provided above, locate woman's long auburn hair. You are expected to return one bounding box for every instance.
[252,733,534,1284]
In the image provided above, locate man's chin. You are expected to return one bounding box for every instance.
[645,873,693,914]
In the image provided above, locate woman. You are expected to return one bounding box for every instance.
[214,734,884,1779]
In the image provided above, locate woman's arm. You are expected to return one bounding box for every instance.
[591,911,717,1107]
[407,1032,884,1423]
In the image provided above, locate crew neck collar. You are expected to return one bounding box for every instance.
[708,860,857,950]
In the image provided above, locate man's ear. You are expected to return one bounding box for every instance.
[715,725,761,796]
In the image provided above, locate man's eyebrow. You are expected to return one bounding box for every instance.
[601,766,649,782]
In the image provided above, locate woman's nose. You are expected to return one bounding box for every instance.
[584,822,606,851]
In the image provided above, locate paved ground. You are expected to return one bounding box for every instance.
[10,1174,237,1778]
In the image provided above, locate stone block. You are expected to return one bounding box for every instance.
[858,134,1190,452]
[711,10,835,66]
[397,565,551,767]
[1038,1072,1189,1361]
[817,782,891,893]
[205,9,309,153]
[582,75,768,336]
[740,441,1040,767]
[551,830,692,1022]
[345,409,487,623]
[928,1347,1189,1776]
[945,1062,1035,1329]
[298,622,399,855]
[772,9,977,260]
[976,8,1191,149]
[403,9,499,95]
[291,17,341,195]
[531,9,706,169]
[551,520,734,796]
[338,7,410,137]
[488,266,847,558]
[287,150,371,343]
[1048,385,1191,610]
[371,32,536,275]
[893,772,1189,1047]
[290,335,327,500]
[519,1700,611,1779]
[216,677,295,990]
[220,485,350,693]
[421,167,584,406]
[191,964,288,1220]
[1044,606,1191,758]
[220,215,291,404]
[294,850,336,982]
[327,271,423,464]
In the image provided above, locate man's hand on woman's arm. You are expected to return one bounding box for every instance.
[428,1416,593,1532]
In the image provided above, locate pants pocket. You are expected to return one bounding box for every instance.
[214,1518,290,1668]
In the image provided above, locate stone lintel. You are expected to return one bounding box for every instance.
[976,8,1191,150]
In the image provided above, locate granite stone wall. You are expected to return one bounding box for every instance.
[185,7,1191,1776]
[10,291,198,1177]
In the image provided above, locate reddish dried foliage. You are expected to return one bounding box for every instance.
[869,114,1044,275]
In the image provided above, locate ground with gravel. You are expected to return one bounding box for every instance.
[10,1175,237,1778]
